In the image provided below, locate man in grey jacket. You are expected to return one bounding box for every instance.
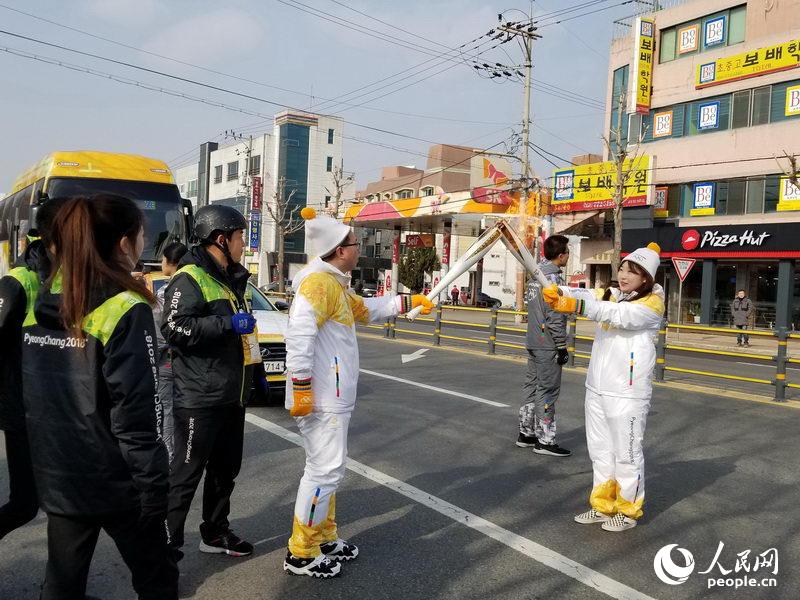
[731,289,754,347]
[517,235,571,457]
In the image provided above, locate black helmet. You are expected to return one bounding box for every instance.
[193,204,248,242]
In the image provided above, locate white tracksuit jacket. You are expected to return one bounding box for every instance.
[284,258,399,413]
[561,285,665,399]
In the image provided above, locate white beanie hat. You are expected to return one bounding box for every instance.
[622,242,661,280]
[301,207,351,258]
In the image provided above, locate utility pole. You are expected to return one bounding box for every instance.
[225,131,254,266]
[497,15,541,315]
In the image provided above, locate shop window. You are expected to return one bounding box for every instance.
[751,86,771,125]
[769,79,800,123]
[609,65,629,153]
[731,90,751,128]
[764,176,780,212]
[667,185,681,216]
[749,263,778,328]
[715,181,729,215]
[728,5,746,44]
[628,113,643,143]
[660,28,677,62]
[746,179,765,213]
[714,264,739,326]
[726,180,746,215]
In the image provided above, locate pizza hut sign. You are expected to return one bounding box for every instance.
[682,228,771,251]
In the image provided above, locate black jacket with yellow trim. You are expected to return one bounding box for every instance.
[21,277,169,517]
[161,245,255,409]
[0,241,47,432]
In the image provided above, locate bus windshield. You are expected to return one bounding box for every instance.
[46,177,186,262]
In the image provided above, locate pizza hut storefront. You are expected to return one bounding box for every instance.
[624,223,800,330]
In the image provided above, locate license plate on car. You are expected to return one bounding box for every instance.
[263,361,285,373]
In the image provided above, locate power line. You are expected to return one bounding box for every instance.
[325,0,456,52]
[0,11,512,126]
[536,0,636,27]
[0,32,504,150]
[276,0,493,65]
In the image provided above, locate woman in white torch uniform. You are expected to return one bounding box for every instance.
[543,243,664,532]
[283,208,432,577]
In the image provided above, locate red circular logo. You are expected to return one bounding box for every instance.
[681,229,700,251]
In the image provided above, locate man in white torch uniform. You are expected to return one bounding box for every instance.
[283,208,433,577]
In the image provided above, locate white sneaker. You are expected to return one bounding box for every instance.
[574,508,612,524]
[601,513,637,532]
[283,552,342,578]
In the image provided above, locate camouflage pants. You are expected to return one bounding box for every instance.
[519,349,562,445]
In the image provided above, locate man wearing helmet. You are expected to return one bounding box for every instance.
[161,204,258,560]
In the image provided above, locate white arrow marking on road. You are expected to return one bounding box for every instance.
[360,368,508,407]
[245,413,656,600]
[401,348,429,363]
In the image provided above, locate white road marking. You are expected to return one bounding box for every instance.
[245,413,655,600]
[360,368,509,408]
[401,348,429,363]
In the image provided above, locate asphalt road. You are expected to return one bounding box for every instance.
[2,336,798,599]
[377,317,800,400]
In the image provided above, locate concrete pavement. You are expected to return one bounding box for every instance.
[1,336,798,599]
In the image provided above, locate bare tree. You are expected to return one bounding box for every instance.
[324,162,354,218]
[601,88,648,272]
[264,176,304,293]
[777,151,799,188]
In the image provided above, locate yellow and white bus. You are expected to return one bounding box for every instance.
[0,150,191,276]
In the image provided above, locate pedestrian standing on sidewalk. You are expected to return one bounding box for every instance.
[450,284,459,305]
[517,234,572,457]
[282,208,432,578]
[152,242,188,463]
[162,205,258,561]
[543,243,664,533]
[731,290,753,347]
[22,195,177,599]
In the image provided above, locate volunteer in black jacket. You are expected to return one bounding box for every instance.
[0,230,51,540]
[162,204,257,559]
[21,195,177,600]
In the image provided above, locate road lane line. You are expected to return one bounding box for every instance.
[245,413,655,600]
[359,368,509,408]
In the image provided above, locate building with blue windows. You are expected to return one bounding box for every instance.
[603,0,800,329]
[174,110,349,285]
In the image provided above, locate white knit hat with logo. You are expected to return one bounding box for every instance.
[622,242,661,280]
[301,207,351,258]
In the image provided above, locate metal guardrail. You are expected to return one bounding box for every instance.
[371,305,795,403]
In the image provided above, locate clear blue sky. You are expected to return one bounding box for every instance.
[0,0,636,195]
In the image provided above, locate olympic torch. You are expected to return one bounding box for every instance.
[496,220,551,288]
[405,224,504,321]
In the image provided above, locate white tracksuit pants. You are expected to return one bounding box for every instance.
[584,389,649,519]
[288,411,351,558]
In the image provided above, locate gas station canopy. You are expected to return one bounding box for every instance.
[343,188,541,236]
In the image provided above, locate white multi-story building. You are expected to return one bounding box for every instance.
[174,110,350,285]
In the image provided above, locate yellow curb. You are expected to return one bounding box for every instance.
[358,332,800,411]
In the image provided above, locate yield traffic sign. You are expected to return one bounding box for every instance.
[672,257,697,282]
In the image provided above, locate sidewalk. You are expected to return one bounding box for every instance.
[437,305,792,358]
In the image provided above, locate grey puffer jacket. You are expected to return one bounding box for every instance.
[731,297,753,327]
[524,260,566,351]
